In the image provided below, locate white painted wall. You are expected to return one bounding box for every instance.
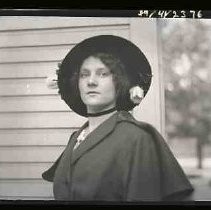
[0,17,162,199]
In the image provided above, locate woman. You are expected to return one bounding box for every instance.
[42,35,194,201]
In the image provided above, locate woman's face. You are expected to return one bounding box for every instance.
[78,56,116,113]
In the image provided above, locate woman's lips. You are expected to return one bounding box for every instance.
[87,91,100,96]
[87,91,99,94]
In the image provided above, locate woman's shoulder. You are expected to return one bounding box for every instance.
[116,111,158,137]
[114,111,171,150]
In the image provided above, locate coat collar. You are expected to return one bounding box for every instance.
[71,111,136,165]
[70,111,123,165]
[42,111,145,181]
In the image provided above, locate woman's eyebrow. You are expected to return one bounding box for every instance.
[96,67,110,72]
[79,68,90,72]
[80,67,110,72]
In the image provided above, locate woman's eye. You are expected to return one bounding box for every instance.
[79,70,111,78]
[99,72,110,77]
[79,72,89,78]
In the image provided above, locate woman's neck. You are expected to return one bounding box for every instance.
[87,110,117,133]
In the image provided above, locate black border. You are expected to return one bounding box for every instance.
[0,9,210,18]
[0,0,210,10]
[0,0,211,208]
[0,0,211,17]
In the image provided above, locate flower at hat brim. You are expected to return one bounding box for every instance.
[129,86,144,105]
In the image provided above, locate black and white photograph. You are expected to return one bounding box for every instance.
[0,14,210,202]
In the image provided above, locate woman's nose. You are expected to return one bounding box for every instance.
[87,74,98,86]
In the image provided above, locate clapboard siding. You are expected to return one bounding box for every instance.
[0,195,54,200]
[0,180,53,197]
[0,45,73,63]
[0,95,69,112]
[0,163,53,179]
[0,146,65,162]
[0,25,129,48]
[0,112,86,128]
[0,129,75,146]
[0,62,58,78]
[0,17,129,31]
[0,17,161,200]
[0,17,131,200]
[0,78,58,96]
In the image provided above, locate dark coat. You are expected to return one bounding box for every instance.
[42,111,194,201]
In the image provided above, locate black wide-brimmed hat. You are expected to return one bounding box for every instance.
[57,35,152,117]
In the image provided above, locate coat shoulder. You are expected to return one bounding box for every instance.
[116,111,158,139]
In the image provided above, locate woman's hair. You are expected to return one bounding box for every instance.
[57,52,136,114]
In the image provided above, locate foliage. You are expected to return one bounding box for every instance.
[159,19,211,144]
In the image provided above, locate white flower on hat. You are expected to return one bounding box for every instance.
[46,62,61,89]
[129,86,144,105]
[46,74,58,89]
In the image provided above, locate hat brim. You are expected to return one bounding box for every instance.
[58,35,152,116]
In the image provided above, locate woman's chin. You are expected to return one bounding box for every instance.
[84,101,102,108]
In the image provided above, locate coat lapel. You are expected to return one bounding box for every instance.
[42,111,136,181]
[71,112,118,165]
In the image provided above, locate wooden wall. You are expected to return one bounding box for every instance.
[0,17,161,199]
